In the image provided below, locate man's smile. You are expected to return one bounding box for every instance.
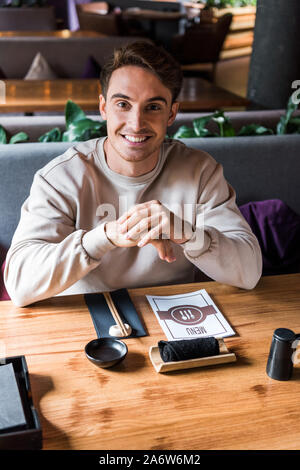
[121,134,152,145]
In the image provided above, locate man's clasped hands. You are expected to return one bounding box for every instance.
[105,200,193,264]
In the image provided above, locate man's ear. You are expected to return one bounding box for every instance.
[167,101,179,127]
[99,94,107,120]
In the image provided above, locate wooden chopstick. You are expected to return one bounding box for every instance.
[103,292,128,336]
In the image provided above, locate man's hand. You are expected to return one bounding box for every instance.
[104,216,176,263]
[118,200,192,247]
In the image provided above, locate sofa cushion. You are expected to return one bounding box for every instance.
[239,199,300,275]
[24,52,58,80]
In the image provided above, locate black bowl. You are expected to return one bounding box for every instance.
[85,338,128,369]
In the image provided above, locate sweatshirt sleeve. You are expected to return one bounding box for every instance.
[181,161,262,290]
[4,173,116,307]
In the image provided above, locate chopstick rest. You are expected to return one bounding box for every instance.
[158,337,220,363]
[108,323,132,338]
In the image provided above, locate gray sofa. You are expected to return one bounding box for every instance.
[0,6,56,31]
[0,36,144,79]
[1,110,300,266]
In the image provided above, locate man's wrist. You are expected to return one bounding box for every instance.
[173,233,193,245]
[82,223,116,260]
[171,216,194,245]
[104,221,118,247]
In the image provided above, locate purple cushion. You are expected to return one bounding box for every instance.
[0,259,10,301]
[81,56,101,79]
[239,199,300,276]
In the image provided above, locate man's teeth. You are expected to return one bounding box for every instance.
[124,135,148,143]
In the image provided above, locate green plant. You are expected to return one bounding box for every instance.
[38,127,62,143]
[276,95,300,135]
[200,0,256,9]
[0,125,29,144]
[173,110,249,139]
[38,100,107,143]
[172,92,299,139]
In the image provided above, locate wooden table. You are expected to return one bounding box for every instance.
[123,8,185,21]
[0,77,248,114]
[1,273,300,450]
[0,30,106,38]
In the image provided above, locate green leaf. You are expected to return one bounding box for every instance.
[9,132,29,144]
[38,127,62,142]
[193,115,214,137]
[276,94,299,135]
[0,125,7,144]
[286,117,300,134]
[172,126,197,139]
[238,124,274,136]
[212,111,235,137]
[62,118,107,142]
[65,100,87,130]
[277,116,286,135]
[223,124,236,137]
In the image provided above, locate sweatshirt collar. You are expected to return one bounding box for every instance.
[96,137,165,187]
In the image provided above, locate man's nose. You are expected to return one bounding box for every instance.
[127,109,146,132]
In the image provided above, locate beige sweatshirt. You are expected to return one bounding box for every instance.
[4,137,262,307]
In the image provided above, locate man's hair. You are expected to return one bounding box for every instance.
[100,41,183,103]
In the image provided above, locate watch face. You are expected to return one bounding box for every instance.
[170,305,204,326]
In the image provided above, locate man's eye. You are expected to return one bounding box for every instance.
[147,104,161,111]
[117,101,128,108]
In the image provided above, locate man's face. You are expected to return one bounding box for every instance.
[99,65,179,166]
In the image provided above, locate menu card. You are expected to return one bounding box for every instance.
[146,289,235,341]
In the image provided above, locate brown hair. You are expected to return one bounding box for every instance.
[100,41,183,103]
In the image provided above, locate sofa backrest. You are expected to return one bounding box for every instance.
[0,142,72,264]
[107,0,181,12]
[0,6,56,31]
[182,135,300,214]
[1,134,300,263]
[0,36,144,79]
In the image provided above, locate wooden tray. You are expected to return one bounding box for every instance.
[149,338,236,373]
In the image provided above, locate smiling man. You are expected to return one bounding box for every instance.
[4,41,262,307]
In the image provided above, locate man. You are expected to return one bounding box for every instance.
[4,41,262,307]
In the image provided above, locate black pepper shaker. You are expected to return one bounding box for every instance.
[266,328,300,381]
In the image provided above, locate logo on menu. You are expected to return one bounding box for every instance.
[156,304,217,326]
